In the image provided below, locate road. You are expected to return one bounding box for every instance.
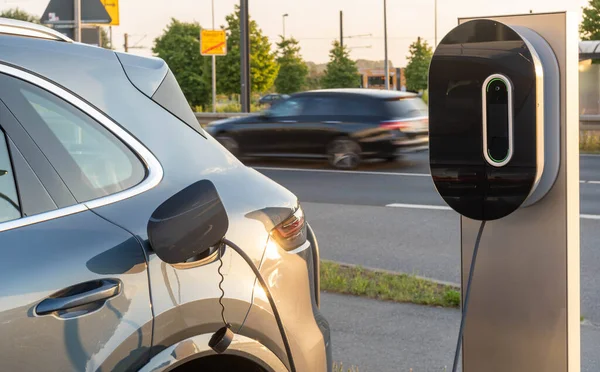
[246,152,600,371]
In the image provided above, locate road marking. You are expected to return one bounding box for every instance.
[254,166,600,184]
[253,166,430,177]
[386,203,452,210]
[387,203,600,220]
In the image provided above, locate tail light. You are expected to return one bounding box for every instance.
[271,206,307,251]
[380,120,410,130]
[381,118,429,132]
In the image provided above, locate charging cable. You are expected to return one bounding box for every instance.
[215,238,297,372]
[451,220,486,372]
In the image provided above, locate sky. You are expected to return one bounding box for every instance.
[1,0,590,66]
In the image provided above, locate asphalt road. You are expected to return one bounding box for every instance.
[246,152,600,371]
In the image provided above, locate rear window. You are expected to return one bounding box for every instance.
[384,98,428,118]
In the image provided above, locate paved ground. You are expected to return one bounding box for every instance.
[245,152,600,371]
[321,293,600,372]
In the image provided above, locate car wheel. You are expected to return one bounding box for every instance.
[216,135,240,157]
[327,138,361,170]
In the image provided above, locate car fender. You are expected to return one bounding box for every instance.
[138,333,288,372]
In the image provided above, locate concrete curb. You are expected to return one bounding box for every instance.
[321,259,461,289]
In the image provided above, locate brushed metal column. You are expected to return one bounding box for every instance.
[459,12,580,372]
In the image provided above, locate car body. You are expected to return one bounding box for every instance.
[0,18,330,372]
[259,93,290,106]
[206,89,429,169]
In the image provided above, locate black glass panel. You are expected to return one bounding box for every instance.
[429,20,538,221]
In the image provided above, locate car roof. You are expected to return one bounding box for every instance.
[295,88,419,100]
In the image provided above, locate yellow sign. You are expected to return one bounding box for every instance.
[201,30,227,56]
[100,0,119,26]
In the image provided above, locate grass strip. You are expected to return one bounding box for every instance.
[320,260,460,308]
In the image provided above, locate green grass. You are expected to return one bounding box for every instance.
[580,130,600,153]
[320,261,460,308]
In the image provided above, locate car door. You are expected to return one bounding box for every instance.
[279,95,343,155]
[0,73,153,372]
[246,96,306,154]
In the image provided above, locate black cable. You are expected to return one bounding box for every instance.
[222,238,296,372]
[452,220,486,372]
[216,244,228,326]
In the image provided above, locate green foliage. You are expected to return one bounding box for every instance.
[153,19,211,109]
[321,41,360,89]
[0,8,39,23]
[275,37,308,94]
[217,6,279,95]
[99,27,111,49]
[581,0,600,40]
[580,130,600,153]
[332,363,360,372]
[405,37,433,92]
[320,261,460,308]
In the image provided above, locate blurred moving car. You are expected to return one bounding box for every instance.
[206,89,429,169]
[258,93,290,106]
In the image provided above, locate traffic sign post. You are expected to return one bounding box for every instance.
[201,30,227,56]
[201,28,227,113]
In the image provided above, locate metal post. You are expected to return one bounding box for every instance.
[74,0,81,42]
[212,0,217,113]
[123,33,128,53]
[240,0,251,113]
[434,0,438,47]
[339,11,343,48]
[384,0,389,90]
[283,14,288,39]
[109,26,113,49]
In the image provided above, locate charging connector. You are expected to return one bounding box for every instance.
[452,220,486,372]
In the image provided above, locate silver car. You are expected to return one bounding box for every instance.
[0,18,330,371]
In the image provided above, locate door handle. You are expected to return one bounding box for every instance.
[36,279,121,315]
[281,120,297,123]
[323,121,342,124]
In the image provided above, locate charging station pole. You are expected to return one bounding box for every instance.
[459,12,580,372]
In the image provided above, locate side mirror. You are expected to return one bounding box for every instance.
[147,180,229,264]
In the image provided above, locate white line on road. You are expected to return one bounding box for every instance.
[386,203,600,220]
[253,166,430,177]
[254,166,600,184]
[386,203,452,210]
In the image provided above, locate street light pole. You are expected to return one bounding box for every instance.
[282,14,288,39]
[240,0,251,113]
[384,0,389,90]
[434,0,438,47]
[212,0,217,113]
[74,0,81,42]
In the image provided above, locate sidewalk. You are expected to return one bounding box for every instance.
[321,292,600,372]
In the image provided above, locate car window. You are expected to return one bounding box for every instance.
[384,97,428,118]
[11,80,146,203]
[303,96,339,116]
[339,97,376,116]
[269,98,304,117]
[0,130,20,223]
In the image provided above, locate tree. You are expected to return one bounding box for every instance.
[321,41,360,89]
[99,27,111,49]
[581,0,600,40]
[0,8,39,23]
[274,37,308,94]
[217,6,279,95]
[153,19,211,109]
[404,37,433,92]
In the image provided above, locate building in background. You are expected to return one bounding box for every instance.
[359,67,406,91]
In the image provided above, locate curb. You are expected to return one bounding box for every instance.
[321,259,461,289]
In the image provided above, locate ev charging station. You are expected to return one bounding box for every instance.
[429,12,580,372]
